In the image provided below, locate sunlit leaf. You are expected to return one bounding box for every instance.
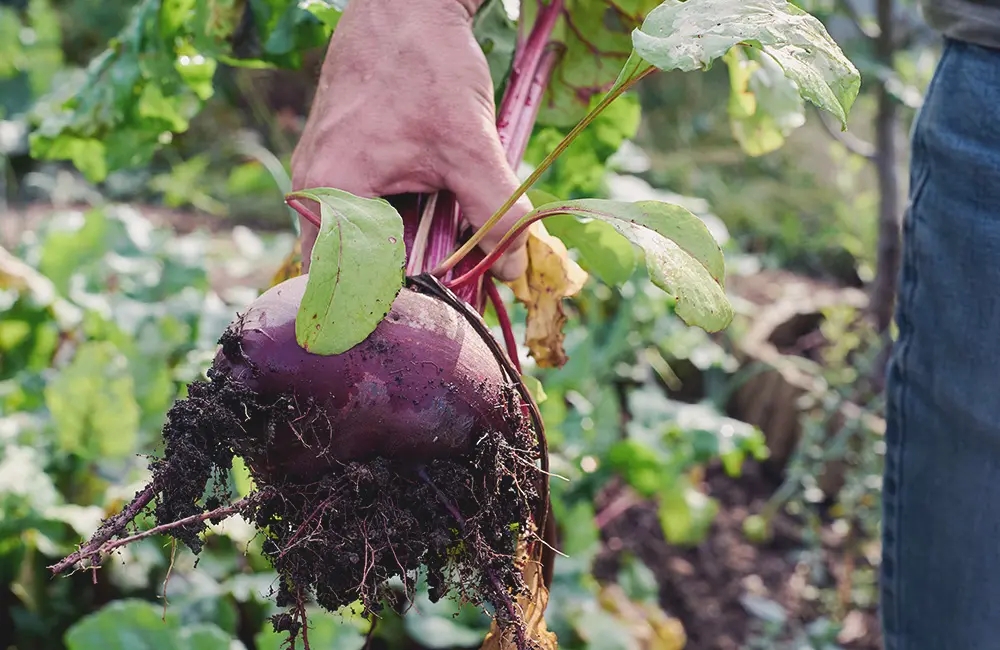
[657,477,718,546]
[527,199,732,332]
[521,374,548,404]
[289,188,405,355]
[631,0,860,127]
[608,440,670,498]
[507,223,589,368]
[543,213,637,286]
[524,93,643,200]
[520,0,661,128]
[724,47,806,156]
[44,341,140,460]
[65,600,181,650]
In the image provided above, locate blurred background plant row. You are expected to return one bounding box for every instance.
[1,0,937,648]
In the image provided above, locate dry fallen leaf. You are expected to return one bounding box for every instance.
[506,223,588,368]
[480,538,558,650]
[597,583,687,650]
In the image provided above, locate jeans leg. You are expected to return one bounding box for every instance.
[882,39,1000,650]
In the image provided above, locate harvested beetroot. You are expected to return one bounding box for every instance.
[54,274,548,649]
[213,274,519,479]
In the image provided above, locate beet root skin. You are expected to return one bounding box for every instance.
[214,274,520,480]
[113,274,548,649]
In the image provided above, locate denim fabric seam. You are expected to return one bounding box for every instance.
[881,38,956,650]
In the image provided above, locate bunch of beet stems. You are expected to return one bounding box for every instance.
[49,0,566,589]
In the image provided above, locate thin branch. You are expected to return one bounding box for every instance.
[815,107,876,160]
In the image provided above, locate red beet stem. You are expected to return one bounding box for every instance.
[445,215,538,291]
[407,0,562,295]
[286,198,321,229]
[506,48,560,168]
[497,0,564,158]
[485,275,521,374]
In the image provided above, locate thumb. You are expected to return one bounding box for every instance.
[447,142,532,282]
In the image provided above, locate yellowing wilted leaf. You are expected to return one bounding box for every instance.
[506,223,588,368]
[597,583,687,650]
[480,540,558,650]
[269,239,303,289]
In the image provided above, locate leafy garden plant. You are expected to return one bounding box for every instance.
[40,1,859,648]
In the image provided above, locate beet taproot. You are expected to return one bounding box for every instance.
[213,274,515,480]
[56,274,548,649]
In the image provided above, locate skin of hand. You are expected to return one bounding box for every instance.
[290,0,530,281]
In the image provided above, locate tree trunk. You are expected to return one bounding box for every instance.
[870,0,901,335]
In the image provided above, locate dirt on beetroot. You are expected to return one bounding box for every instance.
[133,327,545,647]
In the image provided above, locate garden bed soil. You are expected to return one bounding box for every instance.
[593,462,882,650]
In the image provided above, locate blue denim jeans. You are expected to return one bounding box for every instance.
[883,38,1000,649]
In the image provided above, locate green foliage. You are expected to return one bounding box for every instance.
[64,600,234,650]
[2,0,879,646]
[28,0,339,181]
[724,47,806,156]
[289,188,405,355]
[630,0,860,128]
[519,0,661,129]
[0,0,63,120]
[525,93,643,200]
[526,198,733,331]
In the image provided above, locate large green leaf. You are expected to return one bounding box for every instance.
[289,188,405,355]
[65,600,239,650]
[29,0,334,180]
[521,0,661,128]
[527,199,732,332]
[543,213,637,286]
[474,0,518,96]
[630,0,860,127]
[44,340,140,460]
[65,600,180,650]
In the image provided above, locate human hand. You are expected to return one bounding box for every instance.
[290,0,530,281]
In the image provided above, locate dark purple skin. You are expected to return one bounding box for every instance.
[213,274,516,481]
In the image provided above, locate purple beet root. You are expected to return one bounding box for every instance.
[79,273,548,648]
[213,274,515,480]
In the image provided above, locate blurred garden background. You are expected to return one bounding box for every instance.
[0,0,940,648]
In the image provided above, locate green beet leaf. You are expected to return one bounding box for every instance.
[520,0,662,129]
[290,188,405,355]
[65,600,180,650]
[544,213,637,287]
[630,0,860,127]
[526,198,732,332]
